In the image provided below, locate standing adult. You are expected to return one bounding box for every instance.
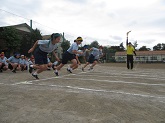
[126,31,136,70]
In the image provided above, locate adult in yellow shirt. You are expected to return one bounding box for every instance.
[126,33,136,69]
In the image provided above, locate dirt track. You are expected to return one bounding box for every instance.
[0,63,165,123]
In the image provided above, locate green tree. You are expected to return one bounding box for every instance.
[162,43,165,50]
[19,28,42,56]
[89,41,99,48]
[153,43,162,51]
[133,40,138,49]
[0,27,21,55]
[119,42,125,51]
[31,28,42,44]
[61,40,70,53]
[139,46,151,51]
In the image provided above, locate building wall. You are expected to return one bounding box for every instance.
[115,51,165,63]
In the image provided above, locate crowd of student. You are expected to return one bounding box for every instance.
[0,52,59,73]
[0,52,33,73]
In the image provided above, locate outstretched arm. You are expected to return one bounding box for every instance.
[133,51,136,56]
[52,51,60,62]
[126,31,131,46]
[126,37,128,46]
[28,40,38,53]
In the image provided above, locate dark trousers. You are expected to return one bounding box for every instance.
[127,55,133,69]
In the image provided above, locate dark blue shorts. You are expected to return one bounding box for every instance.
[34,48,48,65]
[62,51,76,64]
[88,54,97,63]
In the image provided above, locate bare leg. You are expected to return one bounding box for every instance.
[91,61,98,68]
[70,59,78,70]
[83,62,90,69]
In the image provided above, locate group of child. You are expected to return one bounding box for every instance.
[0,52,35,73]
[0,33,103,79]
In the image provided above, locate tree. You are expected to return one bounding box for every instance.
[153,43,162,51]
[119,42,125,51]
[89,41,99,48]
[139,46,151,51]
[31,28,42,44]
[20,28,42,56]
[0,27,21,55]
[61,40,70,53]
[162,43,165,50]
[133,40,138,49]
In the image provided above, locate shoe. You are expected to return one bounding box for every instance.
[32,73,39,79]
[12,69,16,73]
[21,67,24,71]
[0,69,3,73]
[54,71,59,76]
[82,67,84,71]
[88,67,93,71]
[29,66,33,73]
[67,68,72,73]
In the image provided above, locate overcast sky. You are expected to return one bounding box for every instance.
[0,0,165,49]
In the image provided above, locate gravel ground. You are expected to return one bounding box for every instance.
[0,63,165,123]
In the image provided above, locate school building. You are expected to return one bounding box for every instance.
[115,50,165,63]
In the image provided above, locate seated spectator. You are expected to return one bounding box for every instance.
[24,56,29,70]
[28,55,36,73]
[0,53,8,72]
[19,55,27,71]
[6,53,21,73]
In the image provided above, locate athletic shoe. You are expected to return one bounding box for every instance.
[21,66,24,71]
[67,68,72,73]
[82,67,84,72]
[52,64,55,70]
[32,73,39,79]
[54,71,59,76]
[88,67,93,71]
[12,69,16,73]
[29,66,33,73]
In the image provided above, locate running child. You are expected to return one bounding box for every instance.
[54,37,83,76]
[28,33,61,79]
[82,46,103,71]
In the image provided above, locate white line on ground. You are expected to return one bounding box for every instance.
[1,69,165,101]
[15,82,165,99]
[75,74,165,81]
[56,77,165,86]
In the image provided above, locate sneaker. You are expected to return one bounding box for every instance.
[12,69,16,73]
[88,67,93,71]
[82,67,84,72]
[67,68,72,73]
[54,71,59,76]
[21,67,24,71]
[32,73,39,79]
[29,66,33,73]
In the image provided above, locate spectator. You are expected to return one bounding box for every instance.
[6,53,21,73]
[0,53,8,72]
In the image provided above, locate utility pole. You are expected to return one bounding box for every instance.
[30,20,32,29]
[63,32,64,42]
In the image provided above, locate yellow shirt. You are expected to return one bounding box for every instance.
[127,45,135,55]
